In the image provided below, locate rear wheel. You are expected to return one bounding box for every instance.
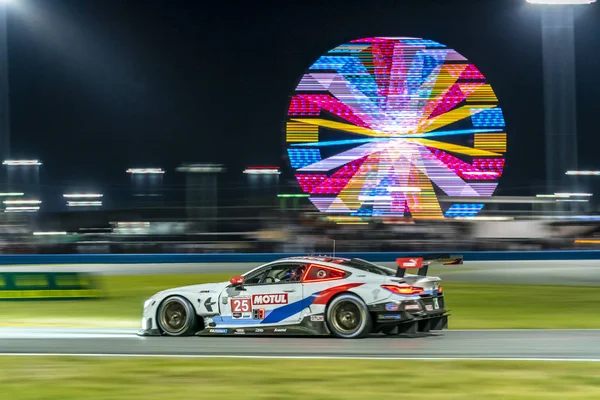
[326,294,371,339]
[157,296,197,336]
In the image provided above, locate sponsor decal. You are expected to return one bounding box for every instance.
[231,297,251,312]
[241,313,252,319]
[204,297,216,312]
[200,290,211,293]
[253,308,265,320]
[397,257,423,269]
[232,312,242,319]
[404,303,421,311]
[385,303,399,311]
[273,328,287,333]
[254,328,264,333]
[222,296,228,304]
[425,305,433,311]
[234,329,245,335]
[209,329,227,334]
[378,314,402,320]
[310,315,324,322]
[252,293,288,306]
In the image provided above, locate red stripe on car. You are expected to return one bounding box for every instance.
[312,283,364,305]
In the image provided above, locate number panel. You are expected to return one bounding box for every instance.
[231,297,251,313]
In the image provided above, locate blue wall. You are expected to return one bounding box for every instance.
[1,251,600,264]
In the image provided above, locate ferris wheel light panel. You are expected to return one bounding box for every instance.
[286,37,506,219]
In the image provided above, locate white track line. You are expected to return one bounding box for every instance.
[1,353,600,362]
[449,329,600,332]
[0,334,137,339]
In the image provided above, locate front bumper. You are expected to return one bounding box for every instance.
[137,315,161,337]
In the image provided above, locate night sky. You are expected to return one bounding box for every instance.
[5,0,600,202]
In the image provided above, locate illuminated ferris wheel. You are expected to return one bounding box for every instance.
[285,37,506,219]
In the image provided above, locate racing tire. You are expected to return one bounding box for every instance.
[326,294,372,339]
[157,296,198,336]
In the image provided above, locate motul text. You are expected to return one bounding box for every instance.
[252,293,288,305]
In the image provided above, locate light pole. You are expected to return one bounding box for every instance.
[0,0,10,162]
[526,0,596,195]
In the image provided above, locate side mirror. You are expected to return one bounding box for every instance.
[229,276,244,286]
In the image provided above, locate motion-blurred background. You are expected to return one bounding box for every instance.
[0,1,598,255]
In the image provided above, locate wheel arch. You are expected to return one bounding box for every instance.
[324,290,367,311]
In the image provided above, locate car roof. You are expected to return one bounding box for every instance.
[279,255,351,264]
[242,255,393,278]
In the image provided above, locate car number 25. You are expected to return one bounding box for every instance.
[231,298,251,312]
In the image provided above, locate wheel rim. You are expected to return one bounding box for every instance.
[331,301,362,335]
[159,299,188,334]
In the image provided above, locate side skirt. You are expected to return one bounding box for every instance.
[195,314,330,337]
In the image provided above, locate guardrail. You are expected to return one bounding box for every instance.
[0,250,599,264]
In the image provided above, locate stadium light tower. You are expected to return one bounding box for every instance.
[526,0,596,195]
[177,163,225,231]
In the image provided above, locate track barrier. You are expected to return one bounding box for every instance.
[0,272,103,301]
[0,250,599,265]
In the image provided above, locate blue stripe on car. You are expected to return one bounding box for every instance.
[213,310,273,325]
[261,292,320,324]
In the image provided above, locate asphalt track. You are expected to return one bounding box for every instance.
[1,260,600,285]
[1,328,600,361]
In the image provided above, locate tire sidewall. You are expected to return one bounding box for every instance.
[326,293,371,339]
[157,295,197,336]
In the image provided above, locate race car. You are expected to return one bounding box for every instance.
[138,254,461,339]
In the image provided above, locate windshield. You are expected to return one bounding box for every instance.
[339,258,395,276]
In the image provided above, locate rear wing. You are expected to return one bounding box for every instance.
[395,254,463,278]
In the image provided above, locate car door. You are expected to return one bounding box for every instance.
[217,262,306,327]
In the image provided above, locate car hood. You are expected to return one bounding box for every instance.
[154,281,230,298]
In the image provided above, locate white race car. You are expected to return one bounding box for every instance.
[138,254,461,339]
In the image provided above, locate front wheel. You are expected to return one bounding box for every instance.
[326,294,372,339]
[157,296,197,336]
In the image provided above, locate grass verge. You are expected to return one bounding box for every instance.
[0,274,599,329]
[2,357,600,400]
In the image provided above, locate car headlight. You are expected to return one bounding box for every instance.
[143,298,153,309]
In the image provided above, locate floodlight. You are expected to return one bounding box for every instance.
[566,170,600,176]
[176,163,225,173]
[243,166,280,175]
[126,168,164,174]
[63,193,103,198]
[3,199,41,205]
[554,192,593,197]
[5,206,39,212]
[67,201,102,207]
[3,160,42,166]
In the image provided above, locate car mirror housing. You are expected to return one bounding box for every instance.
[229,276,244,286]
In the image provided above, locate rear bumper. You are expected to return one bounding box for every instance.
[370,294,449,334]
